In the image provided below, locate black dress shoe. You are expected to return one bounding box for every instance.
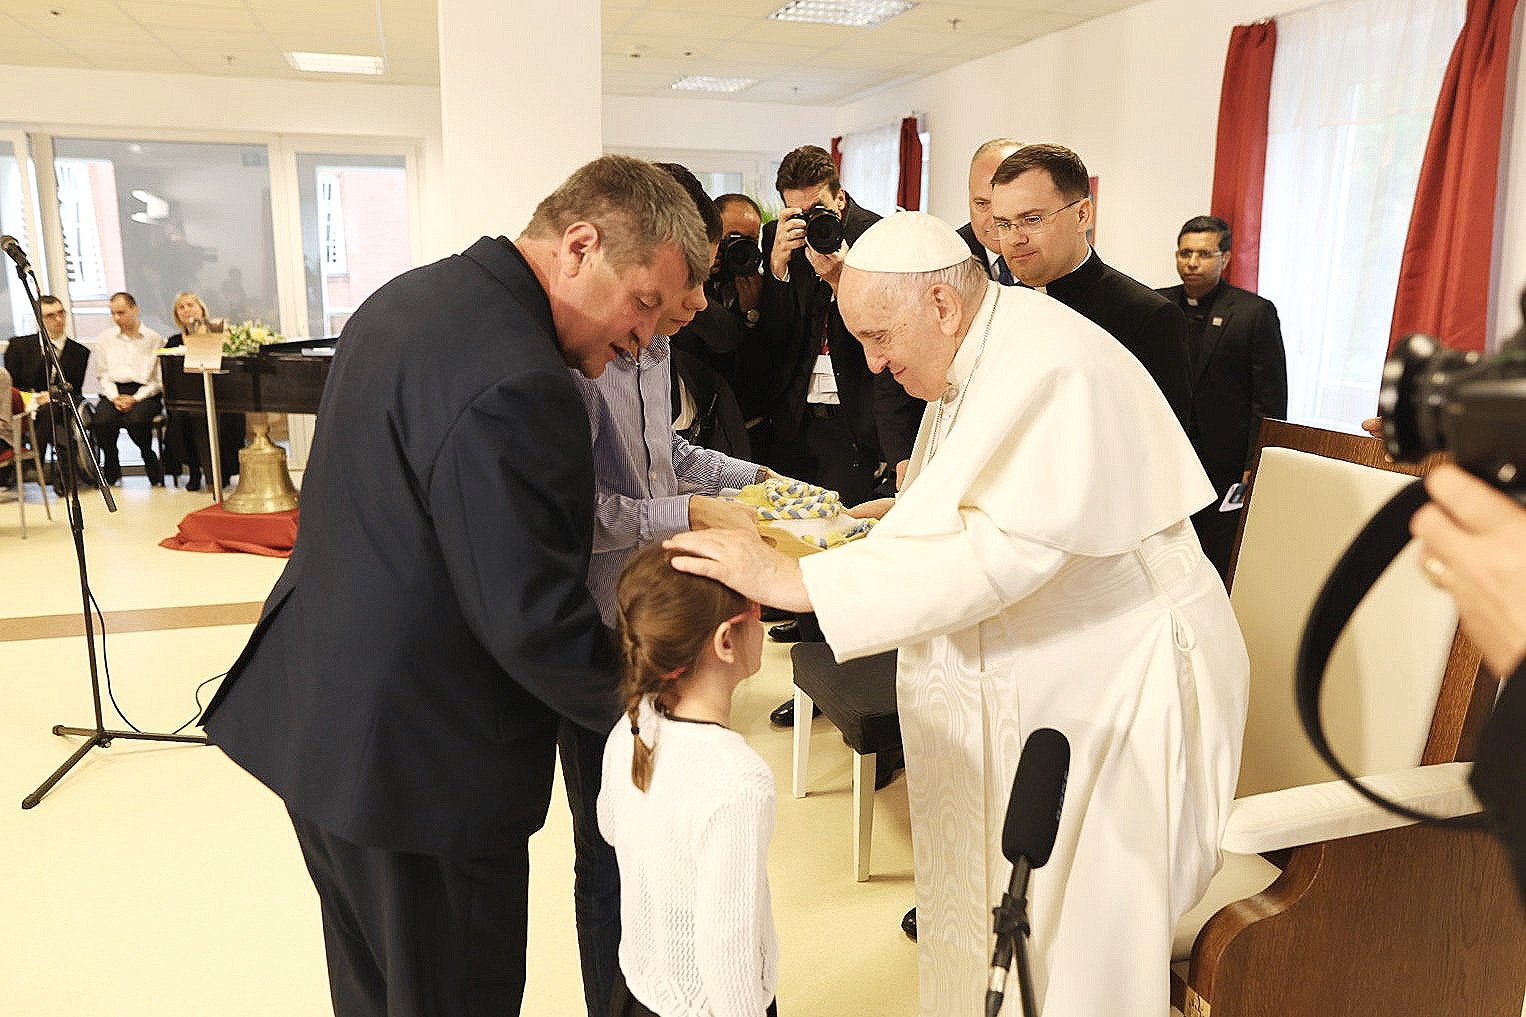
[901,907,918,942]
[768,620,802,643]
[768,698,822,728]
[186,474,203,492]
[760,605,791,623]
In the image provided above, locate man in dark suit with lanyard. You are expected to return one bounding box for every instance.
[1158,215,1288,579]
[201,155,711,1017]
[956,137,1023,285]
[754,145,920,728]
[990,144,1193,428]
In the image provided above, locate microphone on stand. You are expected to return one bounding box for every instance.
[1,234,31,272]
[987,727,1069,1017]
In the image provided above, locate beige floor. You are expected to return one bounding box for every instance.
[0,479,920,1017]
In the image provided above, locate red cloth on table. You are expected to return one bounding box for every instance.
[161,503,299,558]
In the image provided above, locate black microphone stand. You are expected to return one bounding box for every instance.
[8,245,207,811]
[987,857,1037,1017]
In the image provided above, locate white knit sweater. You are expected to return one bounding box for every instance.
[597,695,778,1017]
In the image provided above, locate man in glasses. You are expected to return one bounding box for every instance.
[1158,215,1287,580]
[989,143,1192,427]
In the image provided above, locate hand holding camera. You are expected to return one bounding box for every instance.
[769,203,848,282]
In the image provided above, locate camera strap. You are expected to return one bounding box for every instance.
[1294,476,1487,828]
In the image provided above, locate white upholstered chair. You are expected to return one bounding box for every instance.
[1171,421,1525,1017]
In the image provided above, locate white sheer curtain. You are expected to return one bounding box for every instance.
[1258,0,1462,431]
[838,122,900,217]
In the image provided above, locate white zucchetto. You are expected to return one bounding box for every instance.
[843,211,974,274]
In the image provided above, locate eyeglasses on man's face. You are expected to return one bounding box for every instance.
[1175,248,1226,262]
[992,197,1085,237]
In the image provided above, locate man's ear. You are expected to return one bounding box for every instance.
[561,222,600,278]
[1074,196,1094,232]
[1220,249,1232,272]
[929,284,964,337]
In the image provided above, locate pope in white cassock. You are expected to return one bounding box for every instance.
[666,212,1249,1016]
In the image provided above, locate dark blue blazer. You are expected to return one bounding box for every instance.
[203,237,616,858]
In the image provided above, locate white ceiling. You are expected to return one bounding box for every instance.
[0,0,1149,103]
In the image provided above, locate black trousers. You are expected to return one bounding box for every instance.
[608,968,777,1017]
[288,810,531,1017]
[91,389,162,480]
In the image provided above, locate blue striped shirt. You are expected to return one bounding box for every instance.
[571,335,760,624]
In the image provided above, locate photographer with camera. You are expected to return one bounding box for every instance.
[753,147,922,718]
[668,194,767,456]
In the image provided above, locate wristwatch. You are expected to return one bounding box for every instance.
[744,309,761,326]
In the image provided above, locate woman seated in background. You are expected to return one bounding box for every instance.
[163,290,243,491]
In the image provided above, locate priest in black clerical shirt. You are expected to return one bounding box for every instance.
[988,144,1193,428]
[1156,215,1287,578]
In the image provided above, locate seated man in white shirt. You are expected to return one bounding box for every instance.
[91,291,166,486]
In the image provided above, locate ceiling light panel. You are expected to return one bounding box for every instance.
[768,0,916,28]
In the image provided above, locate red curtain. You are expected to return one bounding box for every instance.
[896,117,923,211]
[1389,0,1519,353]
[1210,21,1277,291]
[830,136,843,174]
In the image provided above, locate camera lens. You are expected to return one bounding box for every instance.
[719,232,761,278]
[1379,334,1478,461]
[802,205,845,254]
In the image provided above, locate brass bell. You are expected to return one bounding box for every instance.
[224,413,300,514]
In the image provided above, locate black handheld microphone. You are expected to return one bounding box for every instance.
[987,727,1070,1017]
[0,234,30,271]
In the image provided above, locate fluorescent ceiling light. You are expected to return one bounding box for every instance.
[768,0,915,27]
[671,75,758,93]
[284,51,385,75]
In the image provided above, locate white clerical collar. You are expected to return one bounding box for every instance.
[51,334,67,350]
[1186,296,1199,306]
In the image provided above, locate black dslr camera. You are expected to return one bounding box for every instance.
[795,203,845,255]
[714,231,762,281]
[1379,288,1526,497]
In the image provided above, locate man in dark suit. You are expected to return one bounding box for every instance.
[1158,215,1288,578]
[4,295,92,486]
[956,137,1023,284]
[201,155,711,1017]
[990,144,1193,427]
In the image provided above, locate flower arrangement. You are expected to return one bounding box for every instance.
[222,320,284,356]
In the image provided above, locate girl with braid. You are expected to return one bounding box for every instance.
[597,542,779,1017]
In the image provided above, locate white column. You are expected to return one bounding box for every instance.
[435,0,602,257]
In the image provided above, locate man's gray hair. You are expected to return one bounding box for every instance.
[865,256,989,309]
[523,155,711,286]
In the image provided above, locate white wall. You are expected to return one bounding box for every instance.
[603,94,834,157]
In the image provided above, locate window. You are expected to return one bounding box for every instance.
[0,139,46,338]
[296,153,411,338]
[838,122,900,217]
[1257,0,1463,430]
[50,138,279,339]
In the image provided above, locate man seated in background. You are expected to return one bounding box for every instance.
[90,291,166,486]
[4,295,91,490]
